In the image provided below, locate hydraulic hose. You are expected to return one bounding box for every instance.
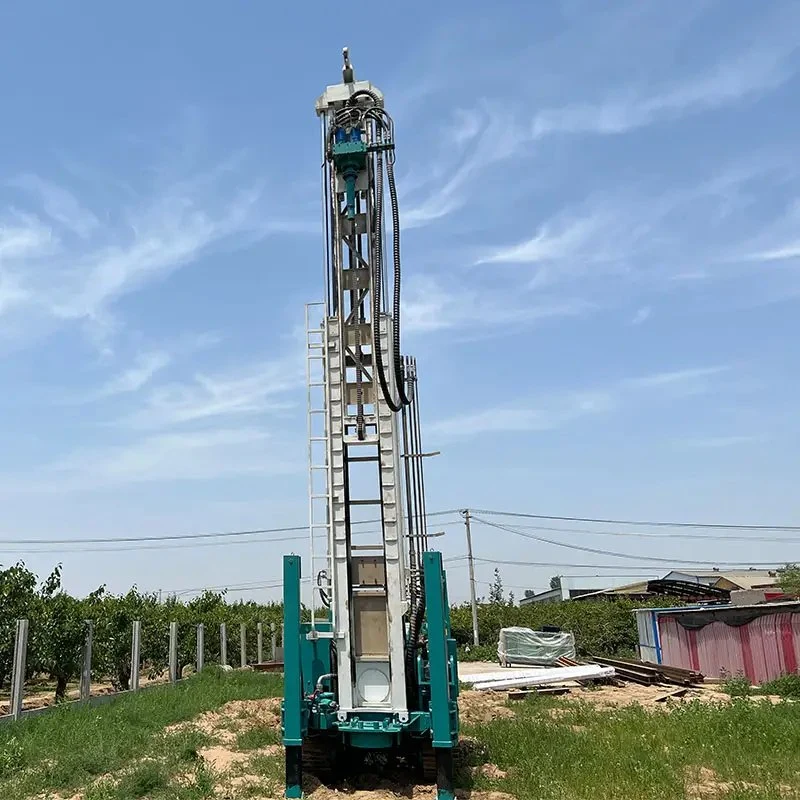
[405,593,425,706]
[343,90,411,412]
[386,159,411,407]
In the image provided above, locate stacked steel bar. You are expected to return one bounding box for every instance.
[590,655,703,686]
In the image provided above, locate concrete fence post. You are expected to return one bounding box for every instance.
[131,620,141,692]
[169,621,178,684]
[80,621,93,702]
[196,624,205,673]
[271,623,278,661]
[240,623,247,669]
[257,622,264,664]
[10,619,29,721]
[220,623,227,667]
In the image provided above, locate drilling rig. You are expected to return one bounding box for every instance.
[280,49,460,799]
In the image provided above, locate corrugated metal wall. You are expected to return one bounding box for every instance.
[635,610,659,663]
[657,612,800,683]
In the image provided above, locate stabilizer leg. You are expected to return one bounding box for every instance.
[285,745,303,799]
[435,748,455,800]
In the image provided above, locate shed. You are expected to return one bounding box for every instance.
[634,601,800,683]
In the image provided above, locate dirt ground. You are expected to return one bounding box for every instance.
[167,694,516,799]
[36,671,788,800]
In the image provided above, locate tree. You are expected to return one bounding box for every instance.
[524,589,535,599]
[488,569,504,604]
[0,562,39,689]
[549,575,562,590]
[778,563,800,596]
[37,566,88,702]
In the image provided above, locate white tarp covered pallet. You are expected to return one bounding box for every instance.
[497,626,576,666]
[463,663,615,691]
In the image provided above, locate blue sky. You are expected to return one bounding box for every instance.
[1,1,799,604]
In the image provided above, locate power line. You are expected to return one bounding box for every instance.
[471,516,789,567]
[474,521,800,544]
[473,556,781,569]
[472,508,800,532]
[0,511,461,548]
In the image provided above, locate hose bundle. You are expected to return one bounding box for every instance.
[334,92,411,412]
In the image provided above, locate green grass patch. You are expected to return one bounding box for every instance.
[0,666,281,799]
[464,695,800,799]
[235,723,280,751]
[722,673,800,700]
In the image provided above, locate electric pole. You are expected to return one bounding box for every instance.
[461,509,479,646]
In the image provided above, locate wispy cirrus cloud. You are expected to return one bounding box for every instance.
[530,39,798,140]
[429,390,615,439]
[682,434,767,449]
[0,156,315,351]
[401,273,592,335]
[10,174,99,239]
[122,354,304,430]
[34,426,303,491]
[400,104,527,230]
[431,363,730,440]
[98,351,172,397]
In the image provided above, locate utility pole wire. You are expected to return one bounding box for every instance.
[471,516,792,567]
[461,510,479,646]
[472,508,800,532]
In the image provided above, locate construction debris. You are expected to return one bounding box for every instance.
[590,656,703,686]
[508,686,571,700]
[462,664,615,692]
[654,687,689,702]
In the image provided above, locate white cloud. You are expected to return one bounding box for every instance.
[11,174,99,239]
[99,351,171,397]
[0,212,56,261]
[683,434,766,448]
[530,40,796,140]
[431,364,731,439]
[401,274,592,335]
[624,365,730,389]
[0,160,315,350]
[38,427,302,490]
[476,210,612,267]
[429,390,616,439]
[631,306,651,325]
[124,355,304,429]
[401,104,528,229]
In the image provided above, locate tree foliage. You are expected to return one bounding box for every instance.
[778,563,800,596]
[0,562,283,703]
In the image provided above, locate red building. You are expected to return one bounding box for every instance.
[636,601,800,684]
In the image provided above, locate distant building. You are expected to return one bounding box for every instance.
[520,569,781,605]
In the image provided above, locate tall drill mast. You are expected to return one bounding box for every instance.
[282,49,459,800]
[311,45,425,717]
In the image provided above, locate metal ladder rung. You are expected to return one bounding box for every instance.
[349,499,382,506]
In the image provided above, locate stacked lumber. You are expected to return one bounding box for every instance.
[589,656,703,686]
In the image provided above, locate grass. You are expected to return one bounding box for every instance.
[464,695,800,799]
[4,663,800,799]
[722,673,800,700]
[0,666,281,799]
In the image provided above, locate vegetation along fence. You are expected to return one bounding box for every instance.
[0,562,285,723]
